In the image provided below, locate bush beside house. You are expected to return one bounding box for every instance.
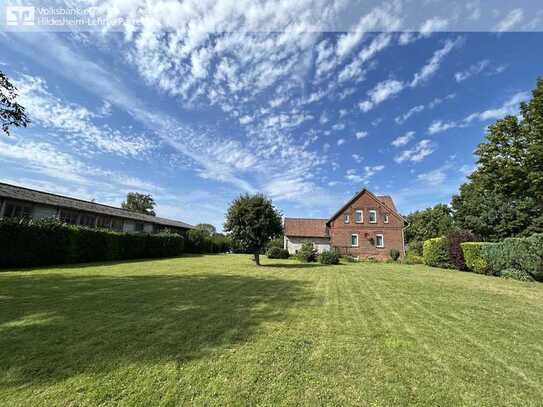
[460,242,492,274]
[423,237,451,268]
[266,247,290,259]
[297,242,318,263]
[319,250,340,265]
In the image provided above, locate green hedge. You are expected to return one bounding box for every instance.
[460,242,493,274]
[319,250,340,265]
[423,237,452,268]
[481,234,543,281]
[266,247,290,259]
[0,218,185,269]
[185,229,231,254]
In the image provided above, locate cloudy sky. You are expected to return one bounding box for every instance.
[1,1,542,229]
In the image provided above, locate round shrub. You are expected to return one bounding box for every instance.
[297,242,318,263]
[407,240,423,256]
[499,268,534,282]
[266,246,290,259]
[389,248,400,261]
[319,250,340,265]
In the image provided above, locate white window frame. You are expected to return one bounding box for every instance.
[375,234,384,248]
[383,213,389,224]
[355,209,363,223]
[368,209,377,223]
[351,234,359,247]
[344,213,350,223]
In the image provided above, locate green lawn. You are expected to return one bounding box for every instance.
[1,255,543,406]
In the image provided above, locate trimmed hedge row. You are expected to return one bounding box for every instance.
[0,218,185,268]
[460,242,492,274]
[423,237,451,268]
[460,234,543,281]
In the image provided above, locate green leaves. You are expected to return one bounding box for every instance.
[224,194,283,255]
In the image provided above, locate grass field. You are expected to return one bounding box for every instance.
[1,254,543,406]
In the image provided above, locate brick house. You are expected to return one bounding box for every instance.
[284,189,406,260]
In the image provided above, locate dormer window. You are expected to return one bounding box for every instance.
[383,213,389,224]
[368,209,377,223]
[355,210,363,223]
[344,214,350,223]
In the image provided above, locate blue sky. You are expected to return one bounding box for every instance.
[1,16,542,230]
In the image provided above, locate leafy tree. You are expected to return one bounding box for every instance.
[194,223,217,235]
[452,78,543,239]
[224,194,283,266]
[1,71,30,136]
[404,204,454,243]
[121,192,156,216]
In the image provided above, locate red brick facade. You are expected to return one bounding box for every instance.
[284,189,406,260]
[327,190,405,260]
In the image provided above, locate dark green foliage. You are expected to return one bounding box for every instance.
[0,218,185,268]
[266,236,284,251]
[194,223,217,234]
[121,192,156,216]
[499,268,534,282]
[319,250,340,265]
[481,234,543,281]
[407,240,423,256]
[389,248,400,261]
[297,242,318,263]
[186,229,231,253]
[1,70,30,136]
[423,237,452,268]
[460,242,493,274]
[405,204,454,243]
[452,78,543,240]
[224,194,283,266]
[447,229,475,270]
[266,247,290,259]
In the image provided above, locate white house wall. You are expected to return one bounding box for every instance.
[285,236,331,254]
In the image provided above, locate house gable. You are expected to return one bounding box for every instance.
[326,189,405,226]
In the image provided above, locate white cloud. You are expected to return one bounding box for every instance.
[391,131,415,147]
[345,165,385,183]
[395,105,424,124]
[454,59,489,82]
[337,138,345,146]
[428,91,530,134]
[16,75,152,158]
[411,38,462,87]
[355,131,368,140]
[496,9,524,32]
[359,79,404,112]
[419,18,449,36]
[428,120,462,135]
[464,91,530,122]
[394,139,435,163]
[352,153,363,163]
[417,168,447,186]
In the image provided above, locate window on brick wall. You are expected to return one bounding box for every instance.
[351,234,359,247]
[375,234,384,248]
[368,209,377,223]
[344,213,350,223]
[355,209,363,223]
[383,213,389,224]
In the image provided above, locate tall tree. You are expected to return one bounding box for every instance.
[194,223,217,235]
[452,78,543,239]
[121,192,156,216]
[1,71,30,136]
[405,204,454,243]
[224,194,283,266]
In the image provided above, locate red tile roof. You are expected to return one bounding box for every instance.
[284,218,329,238]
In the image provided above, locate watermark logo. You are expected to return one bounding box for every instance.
[6,6,35,26]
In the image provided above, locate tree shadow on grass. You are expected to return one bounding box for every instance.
[0,272,312,387]
[260,263,326,269]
